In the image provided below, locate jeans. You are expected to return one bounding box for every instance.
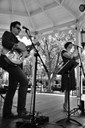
[0,55,28,115]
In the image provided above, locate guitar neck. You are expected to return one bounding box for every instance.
[26,45,33,52]
[26,43,39,52]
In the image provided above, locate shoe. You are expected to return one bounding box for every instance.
[18,110,29,118]
[2,113,18,119]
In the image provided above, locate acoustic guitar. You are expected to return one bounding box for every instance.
[2,41,40,65]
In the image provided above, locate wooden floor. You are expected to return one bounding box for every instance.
[0,92,85,128]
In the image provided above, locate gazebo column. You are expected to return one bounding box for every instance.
[75,29,81,102]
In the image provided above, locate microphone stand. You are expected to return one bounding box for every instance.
[77,46,85,115]
[20,29,49,127]
[70,46,85,116]
[77,47,85,115]
[25,29,48,75]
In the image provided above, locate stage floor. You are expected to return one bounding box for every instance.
[0,92,85,128]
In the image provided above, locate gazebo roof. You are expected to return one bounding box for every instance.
[0,0,85,37]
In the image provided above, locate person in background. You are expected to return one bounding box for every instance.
[0,21,29,119]
[61,41,78,111]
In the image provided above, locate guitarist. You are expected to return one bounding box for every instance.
[0,21,29,119]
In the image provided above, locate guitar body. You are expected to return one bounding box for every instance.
[3,49,29,65]
[2,41,40,65]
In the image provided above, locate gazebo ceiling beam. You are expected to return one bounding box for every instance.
[0,2,58,17]
[36,0,55,26]
[54,0,78,18]
[38,20,77,34]
[22,0,36,30]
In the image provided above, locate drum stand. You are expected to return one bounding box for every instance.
[56,60,82,127]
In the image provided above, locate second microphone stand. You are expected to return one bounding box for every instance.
[23,29,49,127]
[70,46,85,116]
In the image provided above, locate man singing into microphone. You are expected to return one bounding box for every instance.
[0,21,29,119]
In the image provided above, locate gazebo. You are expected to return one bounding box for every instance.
[0,0,85,102]
[0,0,85,128]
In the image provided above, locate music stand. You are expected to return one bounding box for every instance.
[56,59,82,127]
[57,59,78,75]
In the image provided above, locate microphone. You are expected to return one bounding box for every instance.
[22,26,29,31]
[72,44,82,49]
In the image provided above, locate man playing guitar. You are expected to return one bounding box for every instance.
[0,21,33,119]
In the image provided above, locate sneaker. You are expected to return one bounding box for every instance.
[2,113,18,119]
